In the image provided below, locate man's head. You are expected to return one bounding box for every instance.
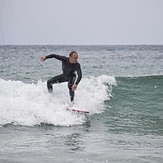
[69,51,78,64]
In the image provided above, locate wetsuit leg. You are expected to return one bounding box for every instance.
[47,74,68,92]
[68,76,76,102]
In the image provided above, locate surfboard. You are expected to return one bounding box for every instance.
[66,107,89,114]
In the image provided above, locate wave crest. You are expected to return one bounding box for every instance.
[0,75,116,126]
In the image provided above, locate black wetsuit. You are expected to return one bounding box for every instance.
[45,54,82,102]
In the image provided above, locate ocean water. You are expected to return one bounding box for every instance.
[0,45,163,163]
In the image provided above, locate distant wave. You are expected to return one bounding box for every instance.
[116,74,163,81]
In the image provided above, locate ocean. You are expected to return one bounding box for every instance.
[0,45,163,163]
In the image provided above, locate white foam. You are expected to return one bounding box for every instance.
[0,75,116,126]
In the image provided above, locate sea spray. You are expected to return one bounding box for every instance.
[0,75,116,126]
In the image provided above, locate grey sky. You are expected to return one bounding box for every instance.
[0,0,163,45]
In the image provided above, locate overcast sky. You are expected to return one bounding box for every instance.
[0,0,163,45]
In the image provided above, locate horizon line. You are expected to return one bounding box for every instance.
[0,44,163,46]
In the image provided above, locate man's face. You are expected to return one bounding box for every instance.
[69,53,78,64]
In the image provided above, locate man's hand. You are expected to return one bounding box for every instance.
[71,84,77,91]
[40,56,46,62]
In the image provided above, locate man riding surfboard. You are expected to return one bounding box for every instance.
[40,51,82,103]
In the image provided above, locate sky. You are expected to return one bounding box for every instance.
[0,0,163,45]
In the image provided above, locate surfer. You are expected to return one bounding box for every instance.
[40,51,82,103]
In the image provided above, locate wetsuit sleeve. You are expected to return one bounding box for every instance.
[75,64,82,85]
[45,54,67,62]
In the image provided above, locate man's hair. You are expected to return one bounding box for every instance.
[69,51,78,57]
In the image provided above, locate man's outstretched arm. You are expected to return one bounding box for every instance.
[40,54,67,62]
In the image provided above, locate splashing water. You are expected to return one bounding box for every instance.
[0,75,116,126]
